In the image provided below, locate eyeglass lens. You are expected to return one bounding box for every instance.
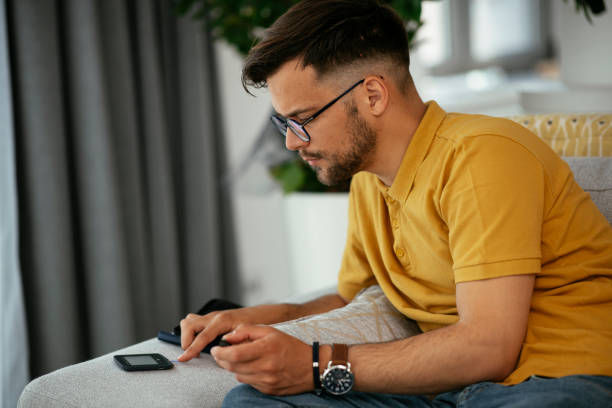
[271,116,310,142]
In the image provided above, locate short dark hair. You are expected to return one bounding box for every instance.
[242,0,411,92]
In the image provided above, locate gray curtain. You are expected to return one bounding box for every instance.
[7,0,239,380]
[0,0,29,406]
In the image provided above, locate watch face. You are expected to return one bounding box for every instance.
[322,366,354,395]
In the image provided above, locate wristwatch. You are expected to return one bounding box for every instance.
[320,343,354,395]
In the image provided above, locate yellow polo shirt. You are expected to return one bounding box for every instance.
[338,101,612,385]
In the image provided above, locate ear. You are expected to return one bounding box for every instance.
[362,75,389,117]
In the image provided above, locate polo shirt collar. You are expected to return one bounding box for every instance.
[376,100,447,203]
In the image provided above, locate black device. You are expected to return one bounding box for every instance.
[157,330,182,346]
[114,353,173,371]
[157,298,242,352]
[217,339,231,347]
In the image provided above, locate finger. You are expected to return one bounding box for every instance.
[212,325,275,363]
[220,330,250,346]
[178,316,234,362]
[179,314,209,350]
[179,330,217,362]
[214,352,263,375]
[211,339,265,365]
[217,325,298,365]
[223,324,275,344]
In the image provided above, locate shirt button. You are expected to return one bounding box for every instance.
[388,196,395,204]
[392,219,400,229]
[396,247,405,258]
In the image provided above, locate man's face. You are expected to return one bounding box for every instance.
[267,61,377,186]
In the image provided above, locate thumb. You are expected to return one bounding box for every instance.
[223,324,274,344]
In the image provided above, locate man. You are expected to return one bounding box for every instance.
[178,0,612,406]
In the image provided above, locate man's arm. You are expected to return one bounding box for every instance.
[212,274,535,395]
[348,274,535,394]
[178,293,348,362]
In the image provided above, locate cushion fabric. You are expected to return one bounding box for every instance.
[563,157,612,225]
[274,285,421,345]
[509,113,612,157]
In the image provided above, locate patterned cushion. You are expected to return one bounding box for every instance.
[509,113,612,225]
[509,113,612,157]
[273,286,421,345]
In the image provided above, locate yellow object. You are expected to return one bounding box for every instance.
[509,113,612,157]
[337,102,612,384]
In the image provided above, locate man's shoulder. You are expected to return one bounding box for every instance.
[438,112,531,145]
[435,112,558,165]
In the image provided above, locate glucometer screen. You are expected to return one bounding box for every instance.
[125,355,157,365]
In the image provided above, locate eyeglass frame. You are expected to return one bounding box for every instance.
[270,78,365,142]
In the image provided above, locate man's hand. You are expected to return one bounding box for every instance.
[178,308,256,362]
[177,293,347,362]
[211,325,313,396]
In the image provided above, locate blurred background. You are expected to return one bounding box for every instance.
[1,0,610,406]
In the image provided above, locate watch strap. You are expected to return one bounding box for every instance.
[331,343,349,366]
[312,342,323,395]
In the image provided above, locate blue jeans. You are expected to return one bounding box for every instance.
[222,375,612,407]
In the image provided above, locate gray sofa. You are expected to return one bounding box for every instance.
[17,285,423,408]
[18,114,612,407]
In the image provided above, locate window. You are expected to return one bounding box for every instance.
[413,0,548,75]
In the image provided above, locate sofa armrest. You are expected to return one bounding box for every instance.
[18,338,238,408]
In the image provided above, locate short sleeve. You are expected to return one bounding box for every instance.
[337,176,378,300]
[440,135,544,282]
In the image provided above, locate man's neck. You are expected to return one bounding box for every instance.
[370,95,427,187]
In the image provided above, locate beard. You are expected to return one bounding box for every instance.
[306,103,377,186]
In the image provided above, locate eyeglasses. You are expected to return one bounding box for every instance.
[270,79,365,142]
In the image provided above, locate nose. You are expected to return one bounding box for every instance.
[285,128,309,151]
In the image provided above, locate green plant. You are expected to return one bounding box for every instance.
[269,157,351,193]
[173,0,423,194]
[565,0,606,23]
[173,0,423,55]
